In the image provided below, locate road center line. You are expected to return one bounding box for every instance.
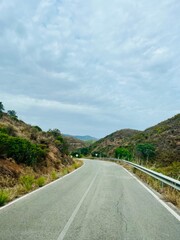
[57,171,99,240]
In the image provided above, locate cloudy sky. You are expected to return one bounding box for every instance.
[0,0,180,138]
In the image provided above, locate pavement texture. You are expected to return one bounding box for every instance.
[0,159,180,240]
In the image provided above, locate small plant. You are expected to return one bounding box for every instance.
[36,177,45,187]
[51,171,58,180]
[33,126,42,132]
[73,161,82,169]
[0,190,9,206]
[73,162,79,169]
[19,175,35,191]
[63,168,69,175]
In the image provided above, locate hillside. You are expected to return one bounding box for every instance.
[86,129,141,157]
[0,113,74,191]
[78,114,180,169]
[63,135,87,152]
[137,114,180,165]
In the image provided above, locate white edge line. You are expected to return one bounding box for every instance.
[121,165,180,222]
[0,161,85,211]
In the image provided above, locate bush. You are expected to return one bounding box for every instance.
[136,143,155,162]
[33,126,42,132]
[36,177,45,187]
[0,132,47,165]
[0,126,16,136]
[0,190,9,206]
[7,110,18,120]
[63,168,69,175]
[115,147,132,160]
[55,137,69,155]
[19,175,35,191]
[51,171,58,180]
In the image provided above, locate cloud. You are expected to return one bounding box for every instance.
[0,0,180,137]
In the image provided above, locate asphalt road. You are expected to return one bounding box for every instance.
[0,159,180,240]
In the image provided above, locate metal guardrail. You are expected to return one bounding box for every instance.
[107,158,180,191]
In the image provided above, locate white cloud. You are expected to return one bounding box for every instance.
[0,0,180,137]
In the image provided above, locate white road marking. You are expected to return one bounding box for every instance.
[122,166,180,222]
[57,171,99,240]
[0,162,85,211]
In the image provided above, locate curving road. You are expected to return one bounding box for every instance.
[0,159,180,240]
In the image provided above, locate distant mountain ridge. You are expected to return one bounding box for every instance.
[63,135,87,152]
[63,134,97,141]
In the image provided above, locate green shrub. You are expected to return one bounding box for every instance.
[136,143,155,162]
[51,171,57,180]
[0,132,47,166]
[33,126,42,131]
[115,147,132,160]
[63,168,68,175]
[0,126,16,136]
[73,162,79,169]
[0,190,9,206]
[36,177,45,187]
[19,175,35,191]
[55,137,69,155]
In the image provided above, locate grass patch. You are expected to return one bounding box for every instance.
[51,171,58,180]
[62,168,69,175]
[36,176,46,187]
[19,175,35,191]
[0,190,9,206]
[0,160,84,207]
[73,160,83,169]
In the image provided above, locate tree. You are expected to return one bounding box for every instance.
[48,129,69,155]
[55,136,69,155]
[115,147,132,160]
[0,102,4,112]
[0,102,4,118]
[48,129,61,138]
[71,151,82,158]
[136,143,155,164]
[7,110,18,120]
[91,152,101,157]
[80,147,90,156]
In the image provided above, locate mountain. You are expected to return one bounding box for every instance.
[87,129,140,157]
[79,114,180,168]
[63,134,97,141]
[138,113,180,165]
[63,135,87,152]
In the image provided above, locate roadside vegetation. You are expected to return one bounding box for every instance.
[0,160,82,206]
[0,102,83,206]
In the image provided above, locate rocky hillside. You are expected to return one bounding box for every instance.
[79,114,180,167]
[0,113,74,188]
[63,135,87,152]
[85,129,140,157]
[136,114,180,165]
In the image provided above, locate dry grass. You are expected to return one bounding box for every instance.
[120,163,180,209]
[0,160,83,207]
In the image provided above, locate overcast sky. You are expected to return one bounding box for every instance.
[0,0,180,138]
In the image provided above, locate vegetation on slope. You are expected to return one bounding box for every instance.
[0,102,82,206]
[76,114,180,179]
